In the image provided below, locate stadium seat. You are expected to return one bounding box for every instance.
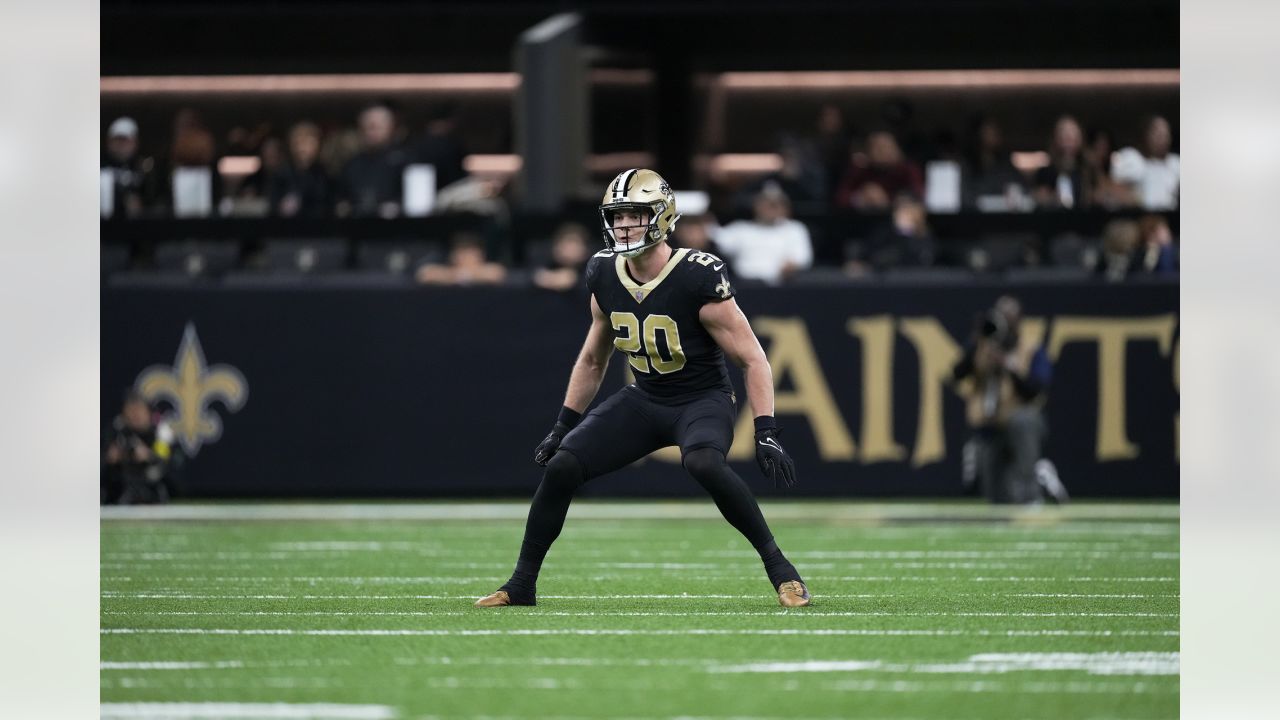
[262,238,349,274]
[1004,266,1094,283]
[356,241,446,275]
[788,267,863,286]
[880,267,976,284]
[222,270,415,288]
[969,232,1039,272]
[153,240,240,278]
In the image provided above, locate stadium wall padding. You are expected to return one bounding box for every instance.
[101,280,1179,498]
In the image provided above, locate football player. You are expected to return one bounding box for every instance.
[475,169,810,608]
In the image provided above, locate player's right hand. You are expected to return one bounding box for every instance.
[533,422,572,466]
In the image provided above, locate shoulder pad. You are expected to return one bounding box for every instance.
[593,249,616,258]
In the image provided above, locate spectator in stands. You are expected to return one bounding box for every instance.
[733,134,826,215]
[715,183,813,285]
[272,121,334,218]
[170,107,218,170]
[168,107,222,216]
[101,390,177,505]
[812,104,853,198]
[863,195,935,271]
[1136,214,1178,275]
[414,104,468,191]
[671,213,721,254]
[1033,115,1086,209]
[834,131,923,211]
[236,136,284,201]
[414,232,507,286]
[101,117,161,218]
[533,223,592,292]
[962,115,1027,209]
[1111,115,1179,210]
[950,296,1064,505]
[1082,127,1134,209]
[1097,218,1141,282]
[337,102,411,218]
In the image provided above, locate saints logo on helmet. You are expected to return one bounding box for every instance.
[599,168,681,258]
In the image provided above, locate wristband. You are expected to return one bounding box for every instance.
[753,415,777,433]
[557,406,584,429]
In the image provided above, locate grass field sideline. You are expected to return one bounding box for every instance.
[102,501,1179,720]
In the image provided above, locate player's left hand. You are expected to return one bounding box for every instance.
[533,422,572,466]
[755,428,797,489]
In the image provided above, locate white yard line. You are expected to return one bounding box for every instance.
[101,628,1179,637]
[100,591,1177,600]
[99,575,1178,584]
[103,610,1178,618]
[99,703,395,719]
[100,501,1178,522]
[709,652,1179,676]
[101,661,244,670]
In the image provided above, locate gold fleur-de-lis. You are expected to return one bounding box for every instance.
[714,273,732,299]
[135,323,248,456]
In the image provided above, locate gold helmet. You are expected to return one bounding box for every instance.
[599,168,680,257]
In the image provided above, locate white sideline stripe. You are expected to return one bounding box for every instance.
[819,679,1171,695]
[100,591,1177,600]
[99,703,395,719]
[101,628,1178,638]
[99,575,1178,584]
[104,610,1178,618]
[709,652,1179,677]
[100,661,244,670]
[100,501,1178,522]
[102,549,1179,561]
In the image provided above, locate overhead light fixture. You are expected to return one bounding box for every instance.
[101,74,520,94]
[716,69,1179,90]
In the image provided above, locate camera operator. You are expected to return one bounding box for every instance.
[101,390,177,505]
[951,295,1066,504]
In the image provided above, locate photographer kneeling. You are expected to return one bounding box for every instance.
[951,295,1065,505]
[102,390,177,505]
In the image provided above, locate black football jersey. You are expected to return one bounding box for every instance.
[585,246,736,398]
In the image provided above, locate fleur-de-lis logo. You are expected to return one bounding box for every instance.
[134,323,248,456]
[714,273,732,299]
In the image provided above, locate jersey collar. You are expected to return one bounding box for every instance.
[615,247,689,303]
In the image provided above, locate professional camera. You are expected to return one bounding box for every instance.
[979,309,1010,347]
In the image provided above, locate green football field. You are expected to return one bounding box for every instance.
[101,501,1179,720]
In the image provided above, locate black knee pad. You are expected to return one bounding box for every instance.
[542,449,586,493]
[682,447,727,481]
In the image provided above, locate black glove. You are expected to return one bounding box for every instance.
[533,406,583,466]
[754,416,797,489]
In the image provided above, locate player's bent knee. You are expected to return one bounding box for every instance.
[682,447,727,481]
[542,449,587,493]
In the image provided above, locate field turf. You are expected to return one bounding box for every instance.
[101,501,1179,720]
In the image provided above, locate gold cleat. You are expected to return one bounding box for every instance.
[777,580,812,607]
[474,590,512,608]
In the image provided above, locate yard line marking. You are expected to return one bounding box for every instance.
[101,628,1179,638]
[818,679,1173,694]
[100,501,1178,522]
[101,661,244,670]
[99,702,396,718]
[103,610,1179,618]
[709,652,1179,676]
[702,550,1179,560]
[99,575,1179,584]
[99,591,1178,600]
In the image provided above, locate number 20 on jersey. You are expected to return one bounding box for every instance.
[610,312,686,374]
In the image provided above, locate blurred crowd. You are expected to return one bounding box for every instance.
[102,102,1178,285]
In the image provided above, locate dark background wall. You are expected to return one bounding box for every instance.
[102,1,1179,76]
[101,280,1179,499]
